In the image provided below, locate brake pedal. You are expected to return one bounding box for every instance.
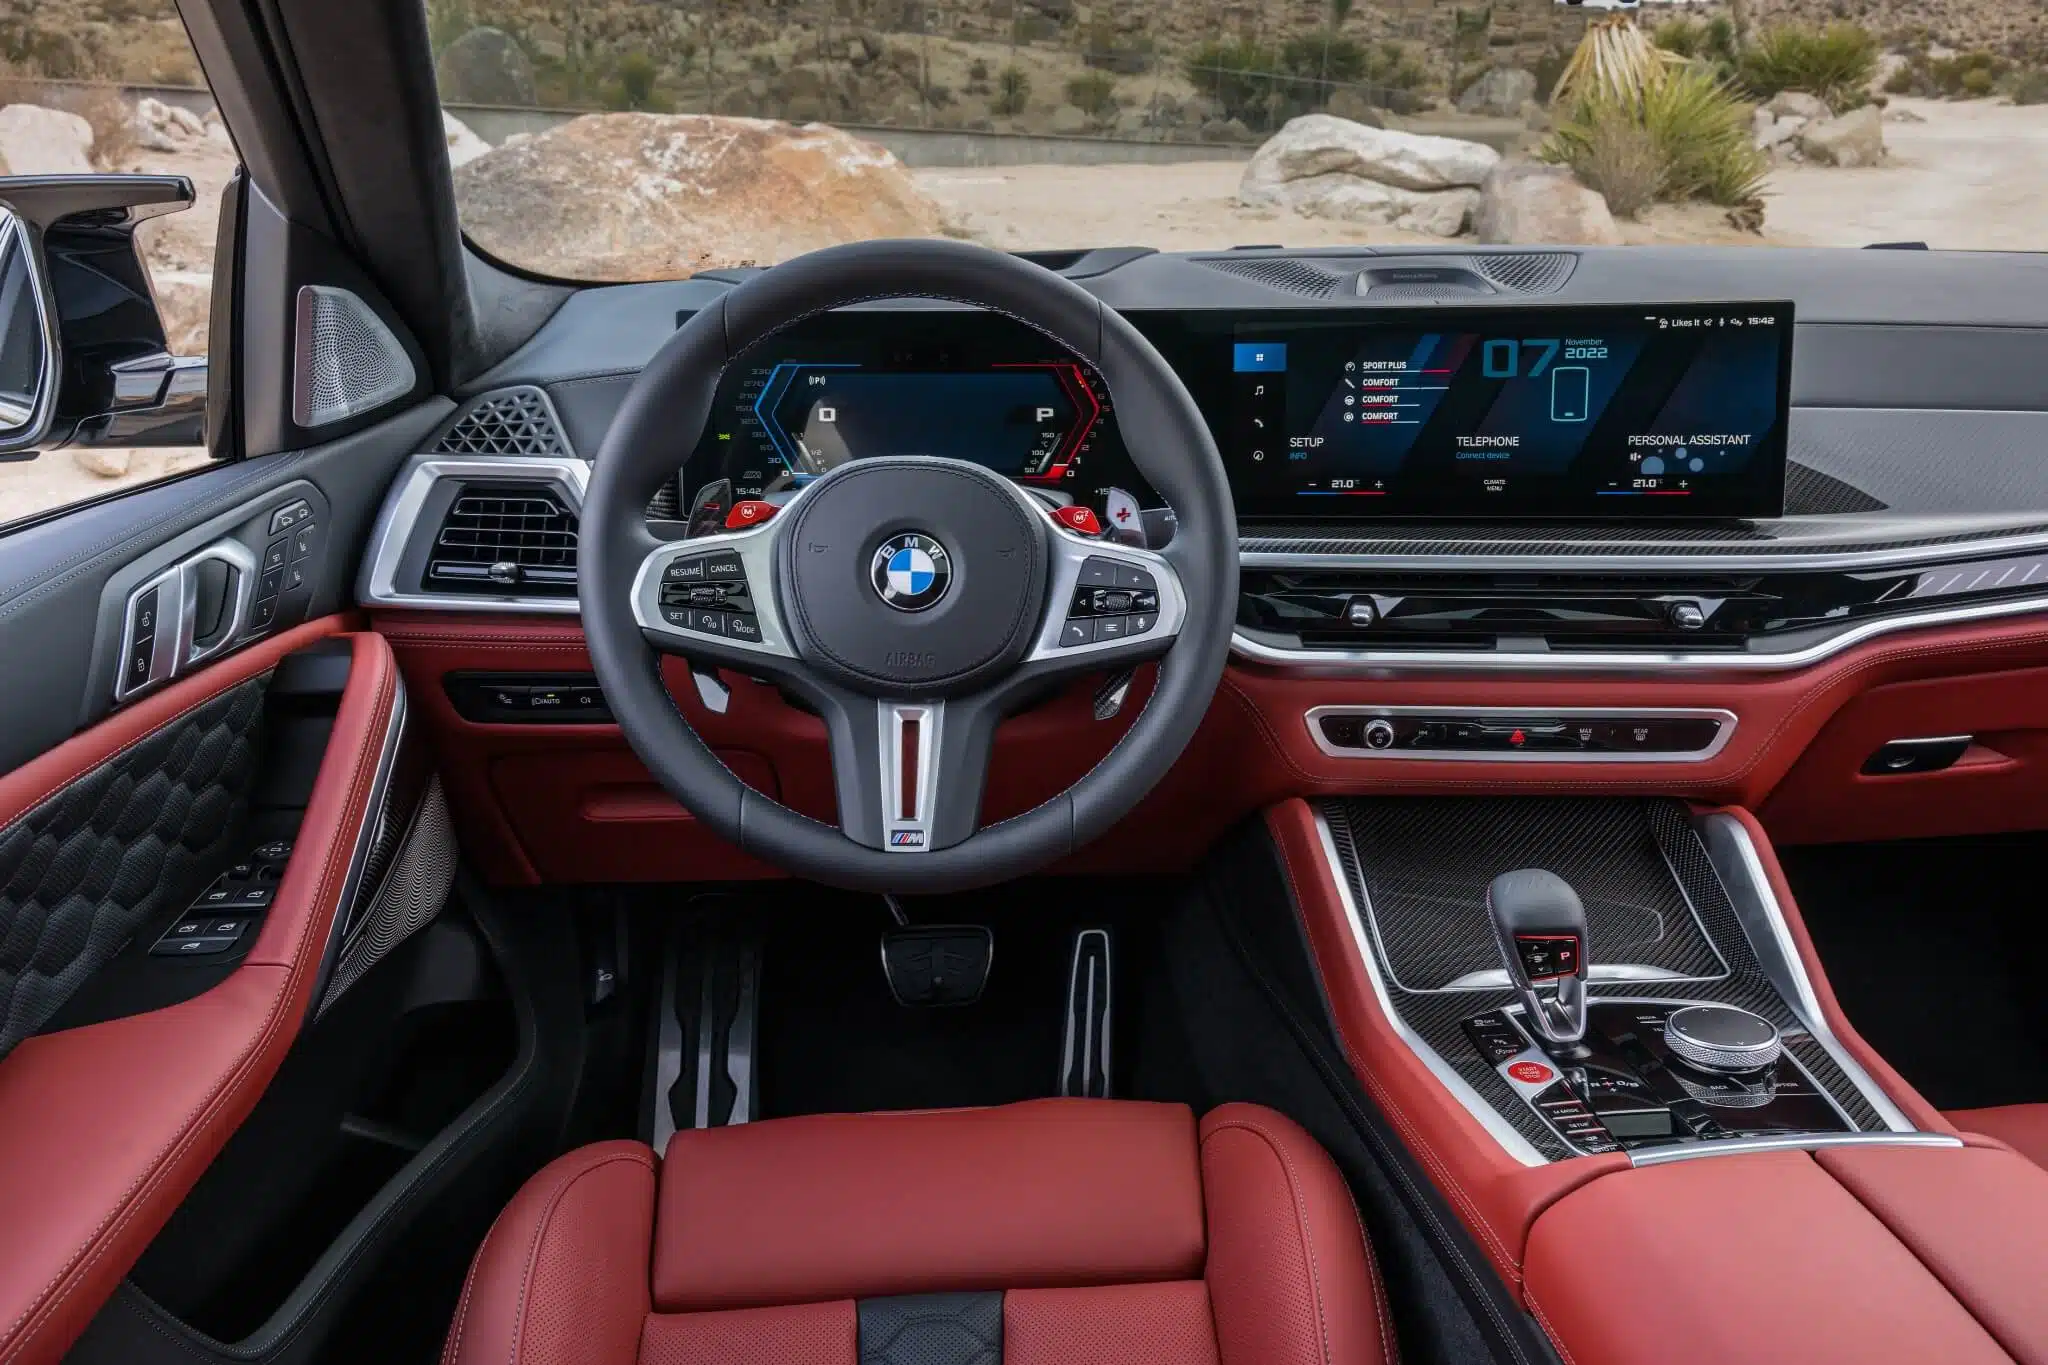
[1059,927,1113,1098]
[880,925,993,1007]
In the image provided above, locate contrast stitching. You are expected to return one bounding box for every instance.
[1204,1117,1335,1365]
[0,645,395,1361]
[1525,1291,1581,1365]
[442,1203,507,1365]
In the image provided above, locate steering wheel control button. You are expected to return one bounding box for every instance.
[702,553,745,583]
[725,499,779,530]
[870,533,953,613]
[1096,617,1128,641]
[1113,563,1157,592]
[726,613,763,643]
[665,558,707,584]
[1078,557,1119,587]
[1060,618,1095,647]
[1127,613,1156,635]
[689,609,729,636]
[1053,504,1102,536]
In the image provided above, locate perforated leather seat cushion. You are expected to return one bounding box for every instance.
[443,1099,1395,1365]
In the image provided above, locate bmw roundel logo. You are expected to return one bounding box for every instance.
[870,533,952,612]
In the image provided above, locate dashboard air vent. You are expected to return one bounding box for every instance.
[425,482,579,597]
[434,387,571,458]
[1194,257,1345,298]
[1472,253,1576,295]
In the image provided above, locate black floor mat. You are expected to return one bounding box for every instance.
[1782,834,2048,1112]
[752,879,1196,1118]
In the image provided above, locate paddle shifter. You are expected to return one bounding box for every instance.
[1486,869,1591,1061]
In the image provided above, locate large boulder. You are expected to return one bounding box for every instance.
[1474,162,1622,246]
[1765,90,1831,121]
[1262,173,1479,237]
[0,104,94,176]
[1798,104,1884,167]
[1241,114,1499,199]
[454,114,946,281]
[436,27,537,107]
[1458,68,1538,119]
[132,96,207,153]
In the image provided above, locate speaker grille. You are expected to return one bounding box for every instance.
[292,285,416,427]
[1473,253,1577,294]
[426,481,580,596]
[1193,256,1346,297]
[435,387,570,457]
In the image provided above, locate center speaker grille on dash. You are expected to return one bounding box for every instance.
[425,482,580,596]
[291,284,416,427]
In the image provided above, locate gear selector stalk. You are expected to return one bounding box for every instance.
[1486,869,1591,1061]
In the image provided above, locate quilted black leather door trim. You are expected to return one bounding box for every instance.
[0,675,268,1058]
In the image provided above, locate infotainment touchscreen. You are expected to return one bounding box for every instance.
[1216,302,1792,518]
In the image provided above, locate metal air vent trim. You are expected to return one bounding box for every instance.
[359,455,589,614]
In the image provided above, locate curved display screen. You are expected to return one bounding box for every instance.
[1216,302,1792,518]
[679,311,1156,516]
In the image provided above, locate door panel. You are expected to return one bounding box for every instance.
[0,400,446,773]
[0,623,400,1365]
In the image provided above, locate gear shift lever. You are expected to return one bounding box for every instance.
[1486,869,1590,1061]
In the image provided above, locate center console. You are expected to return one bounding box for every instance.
[1317,796,1908,1165]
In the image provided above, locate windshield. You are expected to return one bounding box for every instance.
[423,1,2038,280]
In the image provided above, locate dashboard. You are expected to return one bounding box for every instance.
[679,301,1792,525]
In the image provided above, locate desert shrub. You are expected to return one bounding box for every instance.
[1184,38,1279,126]
[605,51,671,112]
[1960,65,1995,96]
[1082,21,1156,76]
[1652,16,1708,59]
[1562,102,1665,216]
[1738,23,1878,109]
[968,58,989,82]
[1899,50,2008,97]
[1280,33,1369,86]
[2008,68,2048,104]
[992,64,1030,115]
[1065,70,1118,118]
[1883,64,1917,94]
[1548,65,1767,211]
[1531,46,1570,103]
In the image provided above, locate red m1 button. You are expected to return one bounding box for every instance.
[1507,1060,1555,1084]
[1052,505,1102,535]
[725,500,778,530]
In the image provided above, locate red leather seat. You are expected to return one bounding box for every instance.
[1947,1104,2048,1171]
[444,1099,1395,1365]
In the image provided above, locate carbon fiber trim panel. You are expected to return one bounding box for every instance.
[1319,797,1884,1163]
[318,774,455,1014]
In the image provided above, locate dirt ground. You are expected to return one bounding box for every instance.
[918,97,2042,252]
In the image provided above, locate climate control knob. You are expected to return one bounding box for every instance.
[1362,718,1396,750]
[1662,1004,1781,1073]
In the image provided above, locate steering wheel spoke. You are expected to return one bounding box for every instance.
[1020,524,1188,677]
[630,516,800,668]
[813,685,1004,853]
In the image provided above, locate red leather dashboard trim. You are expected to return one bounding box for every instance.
[376,610,2048,885]
[0,620,396,1365]
[1523,1150,2015,1365]
[1264,797,1625,1294]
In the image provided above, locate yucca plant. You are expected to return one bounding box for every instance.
[1552,14,1677,107]
[1738,23,1878,111]
[1547,63,1768,214]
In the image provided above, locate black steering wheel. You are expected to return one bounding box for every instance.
[580,239,1237,893]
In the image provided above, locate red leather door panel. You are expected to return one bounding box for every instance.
[0,620,398,1365]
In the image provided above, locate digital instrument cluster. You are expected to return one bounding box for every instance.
[678,311,1157,518]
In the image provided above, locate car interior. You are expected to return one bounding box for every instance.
[2,3,2048,1365]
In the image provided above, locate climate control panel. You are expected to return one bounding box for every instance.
[1308,706,1735,762]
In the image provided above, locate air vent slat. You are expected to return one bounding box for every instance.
[424,482,580,598]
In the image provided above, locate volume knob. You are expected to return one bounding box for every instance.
[1663,1004,1781,1073]
[1362,718,1396,750]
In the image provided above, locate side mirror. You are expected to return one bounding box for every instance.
[0,206,59,459]
[0,175,206,460]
